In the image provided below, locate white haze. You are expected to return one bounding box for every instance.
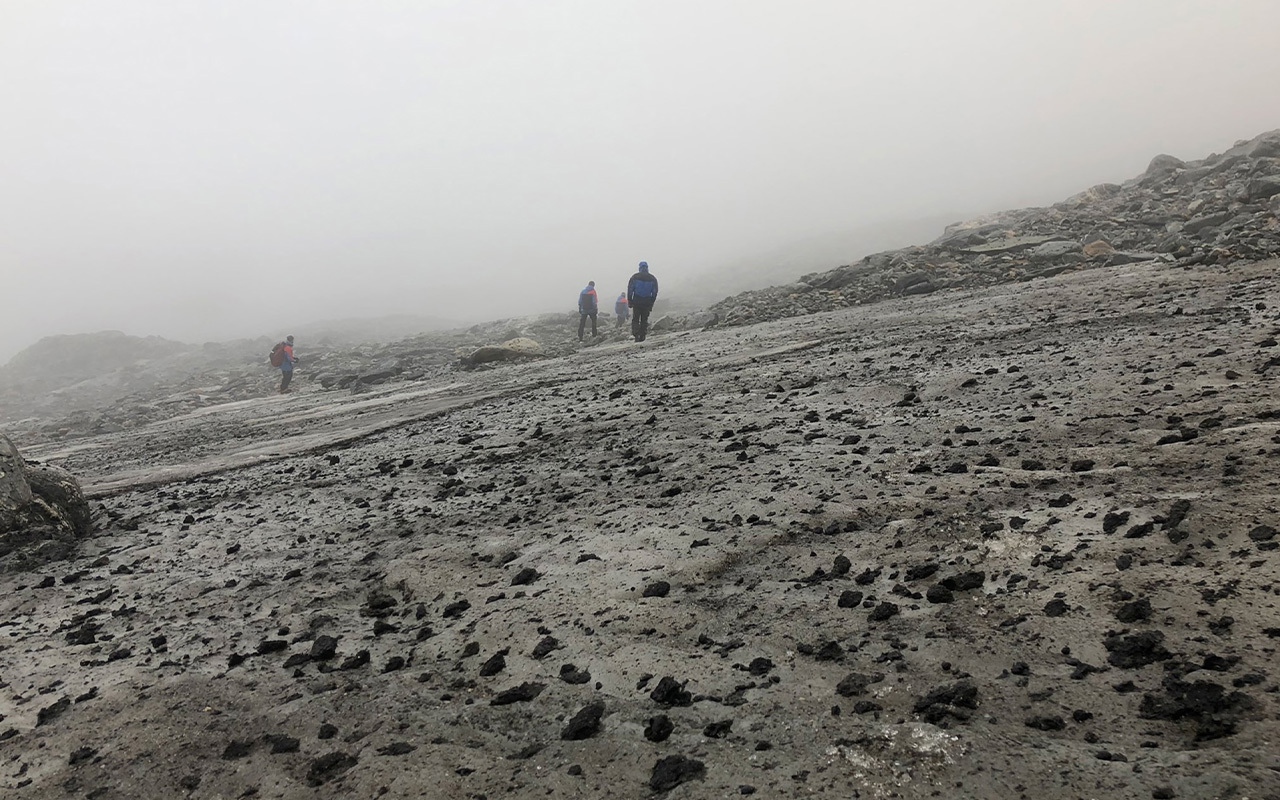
[2,0,1278,362]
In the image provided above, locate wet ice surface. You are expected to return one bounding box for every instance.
[3,259,1279,799]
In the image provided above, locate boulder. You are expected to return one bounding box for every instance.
[1183,212,1233,235]
[1083,239,1115,258]
[1221,129,1280,160]
[1247,176,1280,202]
[462,338,544,367]
[499,338,543,356]
[894,272,932,293]
[1142,154,1185,185]
[0,434,92,571]
[1029,240,1081,262]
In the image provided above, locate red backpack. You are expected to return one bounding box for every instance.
[269,342,287,367]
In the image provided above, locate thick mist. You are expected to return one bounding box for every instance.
[2,0,1278,362]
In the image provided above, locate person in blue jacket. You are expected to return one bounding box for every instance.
[614,292,629,328]
[577,281,599,341]
[626,262,659,342]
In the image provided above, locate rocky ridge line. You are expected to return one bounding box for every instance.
[709,129,1280,327]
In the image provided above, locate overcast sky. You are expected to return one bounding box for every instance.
[2,0,1278,361]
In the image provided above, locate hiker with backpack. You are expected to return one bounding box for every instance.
[269,335,296,393]
[577,281,599,342]
[614,292,629,328]
[627,261,659,342]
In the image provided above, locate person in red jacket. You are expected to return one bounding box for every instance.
[614,292,629,328]
[577,281,599,341]
[270,335,296,393]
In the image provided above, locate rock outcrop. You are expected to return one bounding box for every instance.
[0,434,92,570]
[711,129,1280,327]
[461,337,546,368]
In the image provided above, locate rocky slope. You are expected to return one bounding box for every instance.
[7,131,1278,452]
[0,256,1277,799]
[0,313,647,447]
[710,129,1280,327]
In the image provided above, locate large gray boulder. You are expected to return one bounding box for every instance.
[0,434,92,571]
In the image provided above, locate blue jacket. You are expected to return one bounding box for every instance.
[627,270,658,304]
[579,285,598,314]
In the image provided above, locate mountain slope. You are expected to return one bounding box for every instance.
[710,129,1280,326]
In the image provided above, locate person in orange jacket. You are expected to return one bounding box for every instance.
[581,280,599,340]
[269,335,296,393]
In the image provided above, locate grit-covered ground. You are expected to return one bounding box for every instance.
[3,258,1279,799]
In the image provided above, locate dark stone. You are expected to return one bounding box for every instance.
[1164,499,1192,530]
[479,649,508,677]
[531,636,559,659]
[814,641,844,661]
[649,676,693,707]
[490,682,546,705]
[1105,631,1172,669]
[904,563,939,582]
[854,567,880,585]
[837,590,864,608]
[1248,525,1277,542]
[642,581,670,598]
[310,635,338,660]
[1139,677,1254,740]
[268,735,300,754]
[649,755,706,792]
[1024,715,1066,731]
[926,584,954,604]
[377,742,416,756]
[221,740,253,760]
[1103,511,1131,534]
[941,571,985,591]
[1043,598,1070,617]
[561,701,606,740]
[644,715,674,742]
[868,601,899,622]
[913,681,979,723]
[511,567,541,586]
[306,752,358,785]
[836,671,883,697]
[1115,598,1152,623]
[559,664,591,684]
[747,657,773,676]
[36,697,70,727]
[703,720,733,738]
[442,599,470,618]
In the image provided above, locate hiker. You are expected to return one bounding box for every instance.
[577,280,599,341]
[270,335,296,393]
[627,261,659,342]
[614,292,629,328]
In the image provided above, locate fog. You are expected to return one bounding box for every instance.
[2,0,1278,362]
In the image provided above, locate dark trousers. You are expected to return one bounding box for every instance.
[578,312,597,340]
[616,311,628,328]
[631,301,653,341]
[280,368,293,392]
